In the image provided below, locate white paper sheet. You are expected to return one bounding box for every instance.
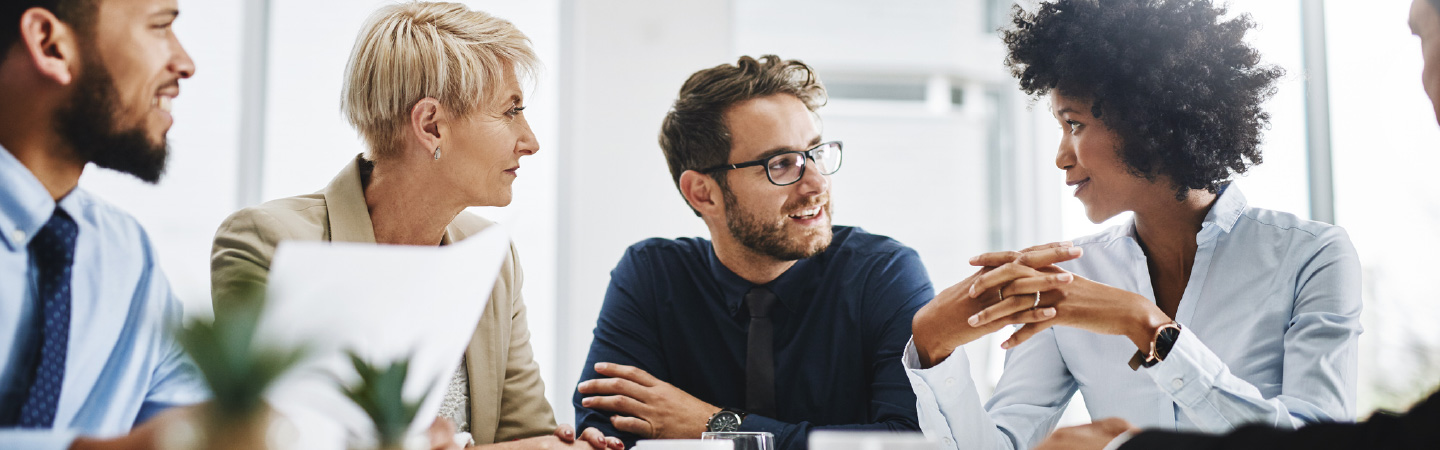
[253,225,510,449]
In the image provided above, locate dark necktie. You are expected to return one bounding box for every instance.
[744,286,777,418]
[11,209,78,428]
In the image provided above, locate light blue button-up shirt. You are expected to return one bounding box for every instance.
[0,147,207,449]
[904,185,1362,450]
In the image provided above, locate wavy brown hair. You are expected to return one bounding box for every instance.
[659,55,827,215]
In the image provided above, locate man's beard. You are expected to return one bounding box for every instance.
[53,52,169,184]
[721,185,833,261]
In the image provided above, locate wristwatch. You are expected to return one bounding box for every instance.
[706,408,747,432]
[1128,322,1181,371]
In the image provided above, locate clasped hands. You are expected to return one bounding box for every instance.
[912,241,1173,369]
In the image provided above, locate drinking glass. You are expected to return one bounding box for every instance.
[701,431,774,450]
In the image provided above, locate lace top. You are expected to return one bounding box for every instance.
[438,357,470,434]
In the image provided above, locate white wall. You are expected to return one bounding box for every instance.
[78,0,245,318]
[1327,0,1440,414]
[554,0,734,423]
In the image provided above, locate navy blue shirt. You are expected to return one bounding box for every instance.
[574,226,933,450]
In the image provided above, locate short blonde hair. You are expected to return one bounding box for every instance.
[341,1,539,160]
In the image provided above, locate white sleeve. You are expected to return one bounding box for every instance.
[904,328,1079,450]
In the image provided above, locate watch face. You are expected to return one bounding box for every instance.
[709,411,741,432]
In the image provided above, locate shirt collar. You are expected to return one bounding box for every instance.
[1203,183,1246,234]
[1116,183,1248,244]
[0,145,59,251]
[708,244,815,316]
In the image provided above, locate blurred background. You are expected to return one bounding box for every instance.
[85,0,1438,429]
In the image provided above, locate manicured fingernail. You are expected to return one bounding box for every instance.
[565,429,574,437]
[582,398,592,405]
[1058,273,1073,282]
[969,255,979,263]
[1041,308,1056,318]
[595,362,607,370]
[1000,340,1012,350]
[1068,247,1082,256]
[968,285,977,298]
[967,314,981,326]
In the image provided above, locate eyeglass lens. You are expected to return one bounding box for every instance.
[767,142,841,185]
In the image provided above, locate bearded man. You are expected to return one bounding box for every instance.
[0,0,207,448]
[572,55,931,450]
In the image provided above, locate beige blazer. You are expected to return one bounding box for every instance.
[209,155,557,444]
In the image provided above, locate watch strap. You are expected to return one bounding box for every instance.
[1128,322,1182,370]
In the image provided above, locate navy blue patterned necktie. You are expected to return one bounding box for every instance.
[14,208,78,428]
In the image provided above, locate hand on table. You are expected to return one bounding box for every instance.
[551,424,624,450]
[1035,417,1139,450]
[70,405,193,450]
[577,362,720,439]
[910,242,1082,368]
[427,418,462,450]
[473,425,620,450]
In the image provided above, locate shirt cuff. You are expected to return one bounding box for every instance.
[738,414,785,436]
[1140,327,1225,424]
[0,429,81,450]
[1102,430,1136,450]
[903,338,972,387]
[902,338,969,450]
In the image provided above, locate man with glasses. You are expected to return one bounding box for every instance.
[572,55,932,450]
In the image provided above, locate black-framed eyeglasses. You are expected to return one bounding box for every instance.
[699,141,844,186]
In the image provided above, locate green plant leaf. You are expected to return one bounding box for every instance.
[177,287,306,423]
[339,350,439,447]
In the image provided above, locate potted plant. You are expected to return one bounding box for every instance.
[177,291,306,450]
[339,351,437,450]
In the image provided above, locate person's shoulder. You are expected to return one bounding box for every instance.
[622,235,713,263]
[606,236,712,291]
[68,190,184,319]
[232,192,327,226]
[1238,205,1356,262]
[1239,205,1346,240]
[613,236,716,276]
[828,225,914,258]
[217,192,328,239]
[69,189,155,258]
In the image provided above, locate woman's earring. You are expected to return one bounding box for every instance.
[433,147,442,160]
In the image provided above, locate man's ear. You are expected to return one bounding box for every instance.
[680,170,724,218]
[408,97,443,158]
[17,8,81,86]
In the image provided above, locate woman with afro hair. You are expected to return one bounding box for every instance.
[906,0,1362,449]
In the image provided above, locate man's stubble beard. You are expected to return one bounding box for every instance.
[720,183,833,261]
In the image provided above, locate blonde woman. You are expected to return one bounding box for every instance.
[210,3,617,449]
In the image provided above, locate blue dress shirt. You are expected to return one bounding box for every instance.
[904,185,1362,450]
[575,226,933,450]
[0,147,207,449]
